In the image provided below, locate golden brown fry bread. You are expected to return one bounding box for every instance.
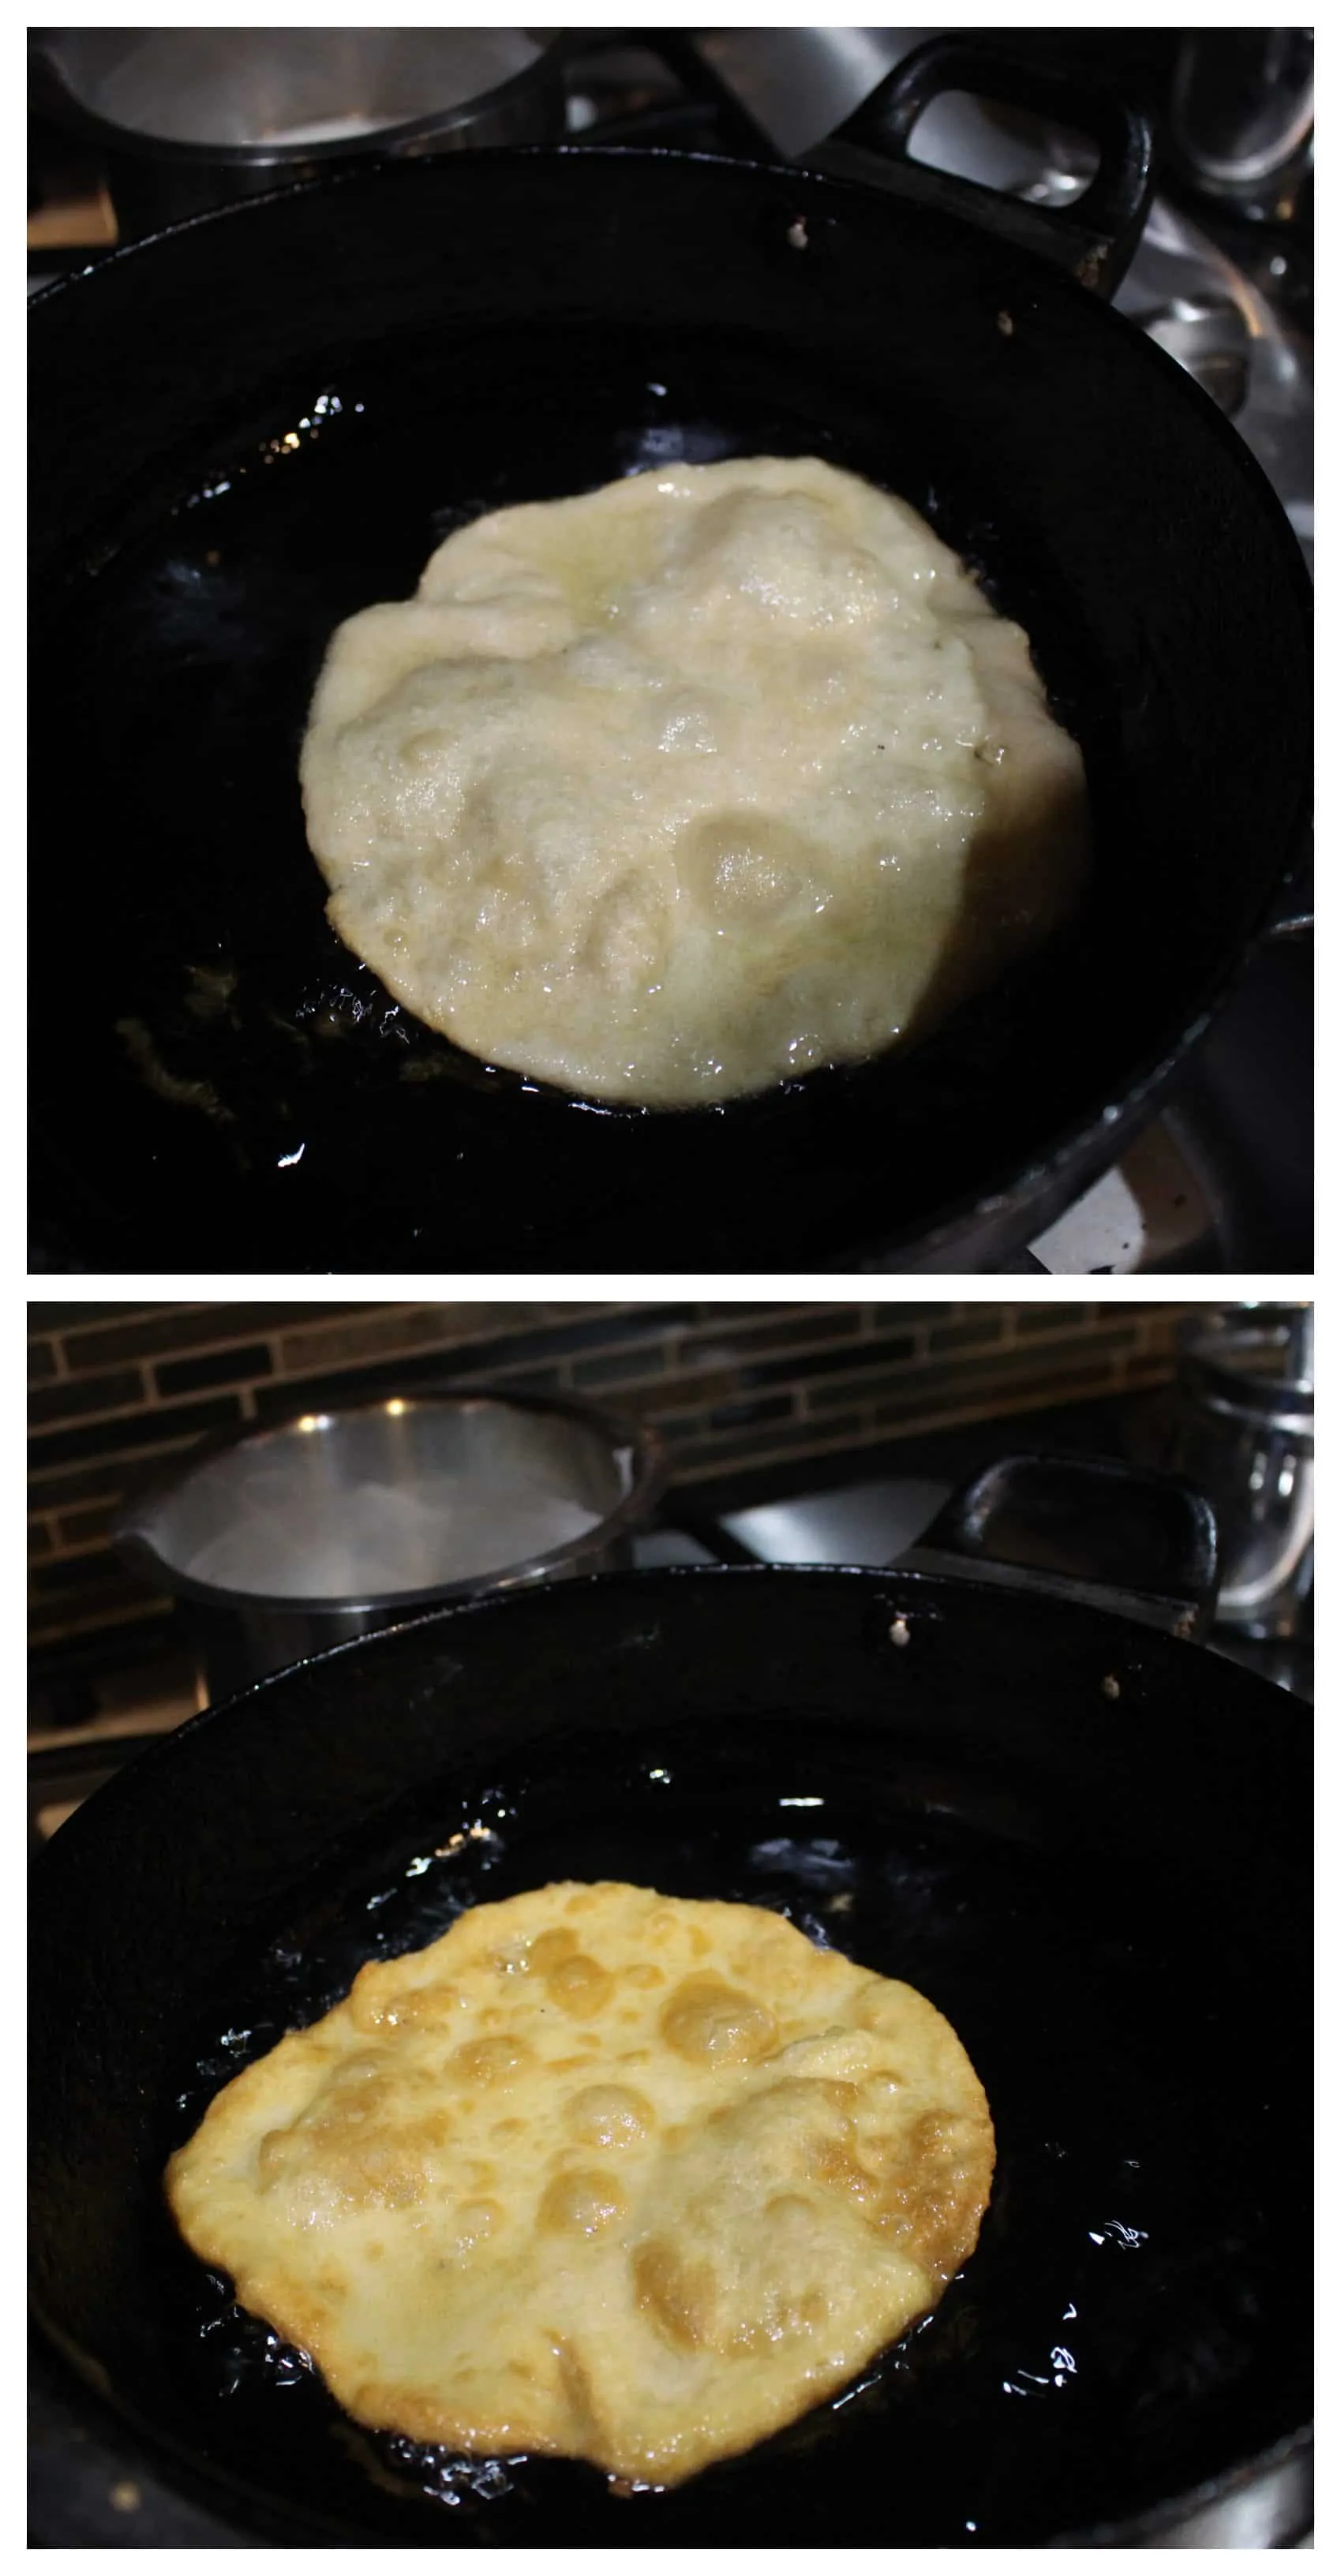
[167,1881,995,2484]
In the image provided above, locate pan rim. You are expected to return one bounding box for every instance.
[27,139,1317,617]
[32,1560,1310,1874]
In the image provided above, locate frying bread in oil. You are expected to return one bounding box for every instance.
[301,455,1088,1105]
[167,1881,995,2486]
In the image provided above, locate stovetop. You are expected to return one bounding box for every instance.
[27,28,1313,1275]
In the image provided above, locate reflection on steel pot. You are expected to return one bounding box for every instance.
[114,1391,664,1702]
[28,28,564,236]
[1167,1305,1313,1636]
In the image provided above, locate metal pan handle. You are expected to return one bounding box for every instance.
[895,1451,1219,1639]
[805,36,1155,298]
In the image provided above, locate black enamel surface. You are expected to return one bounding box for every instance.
[29,152,1310,1271]
[30,1568,1311,2544]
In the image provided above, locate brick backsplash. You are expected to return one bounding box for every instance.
[27,1301,1191,1654]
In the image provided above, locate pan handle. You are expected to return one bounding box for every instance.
[804,37,1155,299]
[895,1452,1219,1639]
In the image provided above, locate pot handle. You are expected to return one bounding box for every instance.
[804,37,1155,299]
[894,1452,1219,1639]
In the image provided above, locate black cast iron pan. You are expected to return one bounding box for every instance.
[28,47,1311,1275]
[30,1556,1311,2545]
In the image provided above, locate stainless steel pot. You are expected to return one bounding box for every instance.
[1166,1303,1313,1636]
[114,1389,664,1702]
[29,28,565,236]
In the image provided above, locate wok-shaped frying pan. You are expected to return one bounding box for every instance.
[28,47,1310,1274]
[30,1559,1310,2545]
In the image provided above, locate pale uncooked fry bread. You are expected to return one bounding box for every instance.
[167,1881,995,2485]
[300,455,1088,1105]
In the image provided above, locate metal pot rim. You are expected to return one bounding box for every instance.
[112,1386,665,1616]
[30,29,560,172]
[1177,1307,1314,1434]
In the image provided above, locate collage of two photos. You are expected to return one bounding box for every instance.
[28,23,1313,2558]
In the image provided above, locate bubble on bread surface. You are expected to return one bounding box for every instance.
[300,455,1088,1106]
[167,1880,994,2486]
